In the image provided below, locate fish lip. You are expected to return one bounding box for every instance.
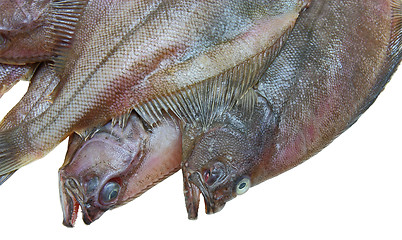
[61,177,106,226]
[187,171,225,215]
[60,177,82,227]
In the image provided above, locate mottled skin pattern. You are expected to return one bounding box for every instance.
[182,95,276,218]
[0,63,57,184]
[0,63,37,98]
[0,0,53,64]
[0,62,58,130]
[59,114,181,226]
[0,0,308,176]
[181,0,401,217]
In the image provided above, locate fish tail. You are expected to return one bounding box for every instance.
[0,171,16,185]
[0,127,40,175]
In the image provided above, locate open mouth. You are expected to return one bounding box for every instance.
[183,170,226,219]
[59,177,105,227]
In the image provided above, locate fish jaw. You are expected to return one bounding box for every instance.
[59,176,82,227]
[59,125,147,226]
[59,114,182,226]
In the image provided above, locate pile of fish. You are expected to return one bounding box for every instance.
[0,0,401,227]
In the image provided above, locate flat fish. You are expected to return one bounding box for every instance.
[181,0,402,218]
[0,62,58,184]
[0,63,37,99]
[182,93,275,219]
[59,113,181,227]
[0,0,309,176]
[0,0,86,64]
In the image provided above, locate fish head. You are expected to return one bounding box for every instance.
[59,114,150,226]
[59,114,182,227]
[183,127,254,218]
[182,95,276,219]
[0,0,53,64]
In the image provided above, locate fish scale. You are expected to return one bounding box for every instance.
[0,0,308,175]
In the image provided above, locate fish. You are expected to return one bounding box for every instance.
[182,93,276,219]
[59,113,181,227]
[0,62,58,184]
[0,0,86,64]
[181,0,402,218]
[0,63,37,98]
[0,0,310,176]
[0,62,58,130]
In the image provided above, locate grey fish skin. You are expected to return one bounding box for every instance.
[182,94,276,219]
[182,0,402,217]
[0,0,309,175]
[59,114,181,227]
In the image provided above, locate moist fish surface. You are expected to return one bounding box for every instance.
[181,0,402,218]
[0,0,309,175]
[0,0,87,64]
[59,113,181,227]
[0,63,37,99]
[0,62,58,184]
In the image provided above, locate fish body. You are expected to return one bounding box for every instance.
[0,62,58,184]
[0,63,37,98]
[0,0,309,175]
[0,0,53,63]
[59,114,181,226]
[182,94,276,218]
[182,0,402,217]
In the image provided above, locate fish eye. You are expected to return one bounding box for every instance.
[100,181,120,204]
[235,177,250,195]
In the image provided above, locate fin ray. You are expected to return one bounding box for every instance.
[45,0,88,73]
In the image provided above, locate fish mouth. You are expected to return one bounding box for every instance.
[59,177,106,227]
[183,170,225,219]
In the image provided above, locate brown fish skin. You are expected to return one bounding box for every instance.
[0,0,309,175]
[182,0,402,218]
[0,62,58,130]
[0,0,53,64]
[182,95,276,219]
[59,114,181,227]
[0,62,58,184]
[0,63,37,98]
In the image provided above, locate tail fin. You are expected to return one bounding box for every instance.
[0,171,16,185]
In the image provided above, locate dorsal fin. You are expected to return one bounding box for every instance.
[134,12,299,129]
[45,0,88,73]
[390,0,402,60]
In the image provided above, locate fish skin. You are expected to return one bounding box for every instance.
[0,62,58,130]
[0,0,308,175]
[0,62,58,184]
[181,0,402,217]
[0,0,53,64]
[59,114,181,227]
[182,94,276,219]
[0,63,37,98]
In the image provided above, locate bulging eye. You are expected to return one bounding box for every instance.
[100,181,120,204]
[235,177,250,195]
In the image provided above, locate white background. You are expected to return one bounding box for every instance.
[0,65,400,239]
